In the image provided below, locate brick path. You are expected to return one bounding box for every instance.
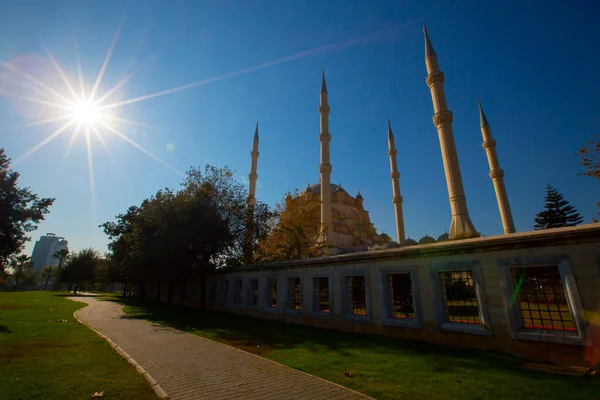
[69,296,371,400]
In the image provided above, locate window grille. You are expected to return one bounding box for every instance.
[233,280,242,304]
[266,279,277,307]
[439,271,480,324]
[249,279,258,305]
[287,278,301,310]
[313,277,330,312]
[386,273,414,319]
[510,265,575,332]
[345,275,366,315]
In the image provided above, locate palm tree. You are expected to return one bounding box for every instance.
[12,254,31,290]
[54,248,70,270]
[42,266,54,290]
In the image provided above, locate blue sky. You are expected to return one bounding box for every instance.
[1,0,598,256]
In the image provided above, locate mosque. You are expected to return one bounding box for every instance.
[245,26,516,254]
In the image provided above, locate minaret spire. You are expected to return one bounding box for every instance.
[244,122,260,263]
[478,101,490,130]
[478,102,516,234]
[248,122,259,206]
[321,69,327,93]
[387,120,406,243]
[318,70,333,245]
[424,26,477,239]
[423,25,436,57]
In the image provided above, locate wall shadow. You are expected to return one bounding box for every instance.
[106,296,589,386]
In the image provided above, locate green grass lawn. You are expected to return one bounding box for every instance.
[115,297,599,400]
[0,292,157,400]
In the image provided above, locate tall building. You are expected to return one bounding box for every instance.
[30,233,68,271]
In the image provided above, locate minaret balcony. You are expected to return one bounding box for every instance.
[489,169,505,180]
[482,139,497,151]
[432,110,453,127]
[319,163,332,173]
[426,71,444,87]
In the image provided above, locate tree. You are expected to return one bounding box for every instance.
[254,190,329,263]
[0,148,55,272]
[576,134,600,222]
[59,248,100,294]
[534,185,584,229]
[100,164,274,308]
[54,248,70,271]
[42,266,54,290]
[11,254,31,290]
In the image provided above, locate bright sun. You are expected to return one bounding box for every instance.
[69,99,102,126]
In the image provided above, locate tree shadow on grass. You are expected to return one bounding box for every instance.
[105,296,594,388]
[53,293,101,298]
[0,324,11,333]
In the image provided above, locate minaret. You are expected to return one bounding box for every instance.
[244,122,259,262]
[423,25,477,239]
[479,102,516,234]
[248,122,259,206]
[318,70,333,244]
[387,120,406,243]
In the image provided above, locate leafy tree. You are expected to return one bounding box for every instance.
[0,148,54,272]
[576,134,600,221]
[59,248,100,294]
[534,185,584,229]
[254,190,328,263]
[101,165,274,308]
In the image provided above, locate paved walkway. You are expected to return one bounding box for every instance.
[69,296,371,400]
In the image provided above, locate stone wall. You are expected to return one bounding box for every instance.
[206,224,600,367]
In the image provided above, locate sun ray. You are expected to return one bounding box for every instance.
[94,69,137,104]
[84,126,97,221]
[1,61,71,105]
[41,42,80,100]
[0,113,72,134]
[74,37,86,99]
[89,20,123,101]
[14,120,75,165]
[91,124,116,164]
[0,89,72,111]
[104,114,156,129]
[99,120,183,176]
[101,22,414,111]
[62,124,81,161]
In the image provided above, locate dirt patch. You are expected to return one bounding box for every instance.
[519,362,591,376]
[0,340,78,362]
[224,338,272,357]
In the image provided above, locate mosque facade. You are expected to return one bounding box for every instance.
[245,26,516,254]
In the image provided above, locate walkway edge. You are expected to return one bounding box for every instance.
[69,297,170,400]
[117,303,373,400]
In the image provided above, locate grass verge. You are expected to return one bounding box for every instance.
[0,292,157,400]
[115,297,599,400]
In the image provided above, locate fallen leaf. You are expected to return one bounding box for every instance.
[91,391,104,398]
[344,372,353,378]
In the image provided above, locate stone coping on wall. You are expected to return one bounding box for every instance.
[225,223,600,273]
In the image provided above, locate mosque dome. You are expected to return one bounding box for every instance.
[418,235,436,245]
[437,233,449,242]
[302,183,349,196]
[402,238,418,246]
